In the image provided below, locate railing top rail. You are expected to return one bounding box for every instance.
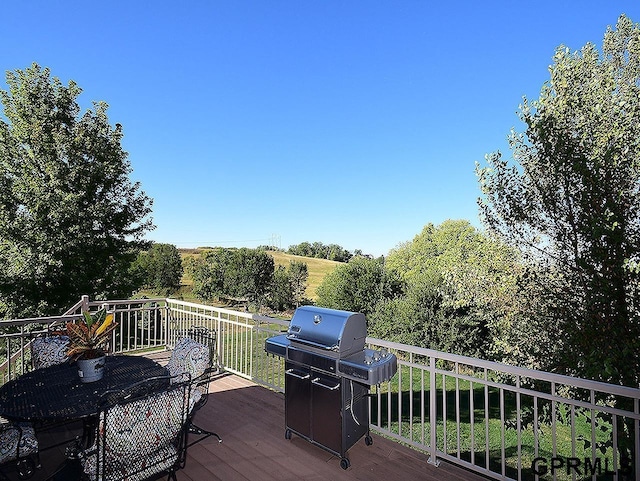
[88,298,167,306]
[166,298,252,317]
[166,298,285,325]
[369,337,640,398]
[0,314,81,326]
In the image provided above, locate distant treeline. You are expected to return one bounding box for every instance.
[259,242,367,263]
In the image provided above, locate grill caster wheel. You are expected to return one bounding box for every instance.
[17,457,36,479]
[340,458,350,470]
[285,429,292,440]
[365,435,373,446]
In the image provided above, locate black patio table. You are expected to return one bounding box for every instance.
[0,355,168,423]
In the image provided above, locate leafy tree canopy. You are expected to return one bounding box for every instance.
[133,243,183,291]
[188,247,274,307]
[0,63,154,317]
[287,241,354,262]
[476,15,640,386]
[316,256,403,315]
[371,220,520,358]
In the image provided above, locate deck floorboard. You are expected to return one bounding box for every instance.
[6,359,489,481]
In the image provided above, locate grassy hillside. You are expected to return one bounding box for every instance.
[268,250,341,300]
[176,248,341,301]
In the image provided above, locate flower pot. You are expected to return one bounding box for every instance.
[77,356,106,383]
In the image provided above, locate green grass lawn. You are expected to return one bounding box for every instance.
[372,365,621,481]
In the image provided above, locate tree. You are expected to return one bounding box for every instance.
[477,15,640,388]
[288,260,309,307]
[133,243,183,291]
[265,260,308,312]
[316,256,402,315]
[0,64,153,317]
[187,247,274,308]
[269,265,294,312]
[287,241,353,262]
[226,248,274,306]
[372,220,520,358]
[187,248,226,301]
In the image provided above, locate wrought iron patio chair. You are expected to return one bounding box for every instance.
[79,373,191,481]
[187,325,218,374]
[29,334,75,438]
[166,334,222,446]
[0,419,39,480]
[30,334,71,370]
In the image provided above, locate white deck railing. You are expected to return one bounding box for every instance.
[0,296,638,481]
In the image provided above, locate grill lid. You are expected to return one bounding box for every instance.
[286,306,366,355]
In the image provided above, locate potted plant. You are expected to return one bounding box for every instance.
[66,308,118,382]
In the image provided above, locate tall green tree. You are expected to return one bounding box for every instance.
[372,220,519,358]
[476,15,640,388]
[316,256,402,315]
[133,243,183,291]
[188,247,274,308]
[269,265,294,312]
[0,64,154,317]
[288,260,308,307]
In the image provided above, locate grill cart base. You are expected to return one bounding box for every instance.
[284,361,371,469]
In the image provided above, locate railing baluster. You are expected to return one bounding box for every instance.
[2,297,640,481]
[484,368,489,471]
[456,362,461,459]
[635,398,640,481]
[590,389,596,481]
[409,352,414,443]
[441,371,446,454]
[501,387,506,479]
[533,395,539,479]
[516,375,522,481]
[428,355,439,466]
[570,404,576,481]
[470,379,475,467]
[612,412,618,481]
[551,381,557,481]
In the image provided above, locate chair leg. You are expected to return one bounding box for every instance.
[15,454,39,479]
[188,422,222,446]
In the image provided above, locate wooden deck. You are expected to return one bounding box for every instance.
[8,366,489,481]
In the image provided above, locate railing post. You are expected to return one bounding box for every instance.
[163,301,170,349]
[81,295,89,312]
[635,398,640,481]
[428,355,440,466]
[216,312,225,371]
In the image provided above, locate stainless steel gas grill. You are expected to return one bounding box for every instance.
[265,306,398,469]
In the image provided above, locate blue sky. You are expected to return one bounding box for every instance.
[3,1,640,257]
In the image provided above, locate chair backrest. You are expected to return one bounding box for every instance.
[0,422,38,465]
[187,326,217,369]
[30,335,70,370]
[166,336,211,412]
[85,375,190,481]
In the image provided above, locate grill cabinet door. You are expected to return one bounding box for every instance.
[311,372,342,453]
[285,362,311,438]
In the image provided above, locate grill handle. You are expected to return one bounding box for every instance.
[286,335,339,352]
[311,377,340,391]
[285,368,310,380]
